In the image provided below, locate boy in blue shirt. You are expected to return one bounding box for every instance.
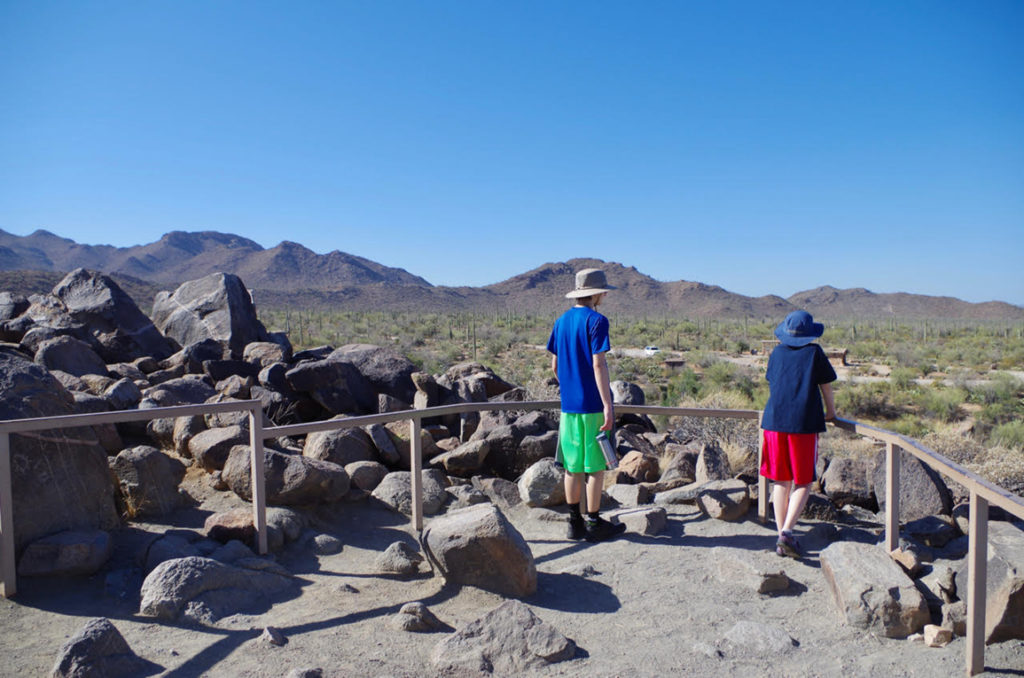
[761,310,837,558]
[546,268,626,543]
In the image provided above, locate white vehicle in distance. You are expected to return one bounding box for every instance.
[643,346,660,356]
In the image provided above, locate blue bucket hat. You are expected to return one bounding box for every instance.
[774,310,824,347]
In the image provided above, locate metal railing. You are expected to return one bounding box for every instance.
[1,401,1022,676]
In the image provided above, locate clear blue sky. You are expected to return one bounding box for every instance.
[1,1,1022,304]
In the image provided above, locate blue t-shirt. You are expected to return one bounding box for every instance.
[546,306,611,413]
[761,343,837,434]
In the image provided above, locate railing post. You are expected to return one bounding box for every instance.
[0,433,15,598]
[885,441,900,553]
[410,416,423,531]
[249,405,268,555]
[757,412,768,524]
[966,489,989,676]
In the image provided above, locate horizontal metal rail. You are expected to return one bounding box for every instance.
[1,399,1021,676]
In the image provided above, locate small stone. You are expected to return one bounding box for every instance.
[261,626,287,646]
[890,546,923,577]
[374,541,424,576]
[392,602,448,632]
[312,534,343,555]
[907,633,924,643]
[924,624,953,648]
[286,668,323,678]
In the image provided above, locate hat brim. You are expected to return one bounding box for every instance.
[565,286,615,299]
[774,322,824,347]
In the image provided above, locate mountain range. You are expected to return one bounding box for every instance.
[0,228,1020,320]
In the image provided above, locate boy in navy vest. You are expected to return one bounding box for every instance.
[546,268,626,543]
[761,310,837,558]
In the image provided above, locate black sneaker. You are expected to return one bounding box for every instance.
[567,514,586,541]
[776,532,802,559]
[584,516,626,543]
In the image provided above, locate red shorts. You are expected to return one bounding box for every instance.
[760,430,818,485]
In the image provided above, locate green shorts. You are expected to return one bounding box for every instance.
[557,412,607,474]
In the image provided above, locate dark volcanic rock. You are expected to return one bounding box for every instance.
[53,267,178,362]
[151,272,270,359]
[0,352,119,552]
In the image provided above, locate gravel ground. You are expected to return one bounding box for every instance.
[2,478,1024,678]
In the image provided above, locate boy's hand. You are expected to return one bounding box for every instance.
[600,404,614,431]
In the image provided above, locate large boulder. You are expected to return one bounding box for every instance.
[695,479,751,521]
[422,503,536,597]
[34,335,108,377]
[431,600,575,674]
[695,441,732,483]
[822,456,877,510]
[222,445,350,505]
[151,272,270,359]
[954,520,1024,643]
[371,470,448,515]
[871,448,953,521]
[820,542,930,638]
[330,344,418,404]
[51,617,150,678]
[518,457,566,507]
[286,357,375,415]
[1,352,119,552]
[138,556,295,623]
[17,529,112,577]
[109,445,187,518]
[53,268,178,362]
[303,423,378,466]
[0,292,29,321]
[189,425,249,472]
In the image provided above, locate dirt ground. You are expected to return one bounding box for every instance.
[2,477,1024,678]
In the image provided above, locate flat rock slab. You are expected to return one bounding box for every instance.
[820,542,929,638]
[723,620,797,655]
[712,547,790,594]
[18,529,112,577]
[431,600,576,674]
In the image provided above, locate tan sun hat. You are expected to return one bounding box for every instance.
[565,268,616,299]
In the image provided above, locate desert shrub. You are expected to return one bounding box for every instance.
[834,383,901,420]
[887,415,928,439]
[991,421,1024,452]
[890,367,918,391]
[918,388,965,423]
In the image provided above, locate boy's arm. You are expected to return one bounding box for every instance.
[593,352,614,431]
[820,382,837,422]
[550,354,558,380]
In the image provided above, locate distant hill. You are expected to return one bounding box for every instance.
[1,228,1021,320]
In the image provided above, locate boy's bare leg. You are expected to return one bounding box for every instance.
[780,483,811,533]
[772,481,792,535]
[565,472,585,510]
[585,471,604,513]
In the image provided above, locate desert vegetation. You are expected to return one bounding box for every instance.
[259,308,1024,494]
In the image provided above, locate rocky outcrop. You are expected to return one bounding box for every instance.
[422,504,536,597]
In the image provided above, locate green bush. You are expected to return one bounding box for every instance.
[991,421,1024,451]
